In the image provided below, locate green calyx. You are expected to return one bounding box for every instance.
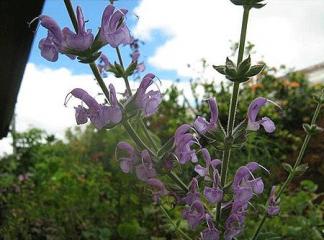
[213,55,264,83]
[230,0,266,9]
[302,123,323,135]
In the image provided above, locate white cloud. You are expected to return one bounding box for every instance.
[133,0,324,78]
[0,64,197,155]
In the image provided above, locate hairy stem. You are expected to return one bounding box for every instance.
[140,119,159,152]
[216,7,250,224]
[160,205,192,240]
[116,47,132,96]
[64,0,78,31]
[251,92,323,240]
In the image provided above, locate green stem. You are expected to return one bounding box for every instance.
[237,8,250,65]
[64,0,78,32]
[116,47,132,96]
[63,0,156,157]
[251,215,266,240]
[216,7,250,224]
[140,119,159,152]
[168,171,189,192]
[160,205,192,240]
[122,120,156,156]
[251,93,323,240]
[89,63,111,101]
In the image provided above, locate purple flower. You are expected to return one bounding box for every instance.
[131,50,145,73]
[182,200,205,229]
[62,6,94,52]
[182,178,200,205]
[97,53,112,74]
[65,84,122,129]
[194,148,221,178]
[174,124,198,164]
[147,178,168,203]
[267,186,280,216]
[38,15,64,62]
[135,150,156,182]
[201,214,220,240]
[247,97,276,133]
[117,141,137,173]
[233,162,265,196]
[224,214,245,240]
[100,4,132,48]
[194,98,218,134]
[135,73,162,117]
[225,162,267,239]
[204,171,223,204]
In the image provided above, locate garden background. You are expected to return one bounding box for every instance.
[0,0,323,239]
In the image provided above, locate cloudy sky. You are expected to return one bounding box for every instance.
[1,0,324,154]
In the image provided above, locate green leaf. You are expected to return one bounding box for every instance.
[212,65,226,75]
[238,55,251,75]
[77,51,101,63]
[282,162,293,173]
[226,57,236,69]
[245,64,265,77]
[294,163,309,176]
[125,61,138,77]
[301,180,318,192]
[157,137,175,159]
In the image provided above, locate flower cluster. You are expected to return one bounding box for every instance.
[167,95,275,238]
[224,162,267,239]
[37,1,285,239]
[116,142,168,203]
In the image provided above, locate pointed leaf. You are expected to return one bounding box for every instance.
[282,163,293,173]
[245,64,265,77]
[238,55,251,75]
[213,65,226,75]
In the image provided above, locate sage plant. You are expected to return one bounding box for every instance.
[36,0,323,239]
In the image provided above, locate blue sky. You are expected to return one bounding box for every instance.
[1,0,324,154]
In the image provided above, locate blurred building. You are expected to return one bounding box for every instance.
[298,62,324,84]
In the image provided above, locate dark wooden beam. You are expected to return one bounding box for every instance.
[0,0,45,138]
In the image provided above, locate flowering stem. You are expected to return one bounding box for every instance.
[160,205,192,240]
[122,120,156,156]
[169,171,189,192]
[140,119,159,152]
[115,47,132,96]
[64,0,78,31]
[251,92,323,240]
[63,0,157,157]
[89,63,111,100]
[216,7,250,224]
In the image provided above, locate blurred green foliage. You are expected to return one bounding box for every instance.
[0,63,323,239]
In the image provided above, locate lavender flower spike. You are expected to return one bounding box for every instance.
[66,85,122,129]
[38,16,63,62]
[62,6,94,51]
[247,97,276,133]
[97,53,112,74]
[267,186,280,216]
[204,171,223,204]
[174,124,198,164]
[100,4,132,48]
[194,148,221,178]
[117,141,137,173]
[135,150,156,182]
[194,98,218,134]
[135,73,162,117]
[146,178,168,203]
[201,214,220,240]
[182,178,200,205]
[182,200,205,229]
